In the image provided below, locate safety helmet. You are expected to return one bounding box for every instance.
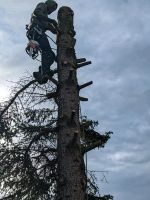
[45,0,57,8]
[45,0,57,14]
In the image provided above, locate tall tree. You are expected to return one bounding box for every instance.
[0,6,113,200]
[57,7,87,200]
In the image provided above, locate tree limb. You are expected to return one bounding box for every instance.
[21,125,59,133]
[82,140,105,154]
[0,80,37,117]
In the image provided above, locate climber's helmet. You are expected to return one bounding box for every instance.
[45,0,58,14]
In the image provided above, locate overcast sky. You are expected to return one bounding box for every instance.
[0,0,150,199]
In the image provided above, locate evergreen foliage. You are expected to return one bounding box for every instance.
[0,77,113,199]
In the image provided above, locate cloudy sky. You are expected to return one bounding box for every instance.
[0,0,150,199]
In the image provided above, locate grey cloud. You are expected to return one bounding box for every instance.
[0,0,150,199]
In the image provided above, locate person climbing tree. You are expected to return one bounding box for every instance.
[26,0,58,84]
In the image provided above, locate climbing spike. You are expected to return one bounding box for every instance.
[79,96,88,102]
[76,58,86,63]
[78,81,93,90]
[77,61,92,68]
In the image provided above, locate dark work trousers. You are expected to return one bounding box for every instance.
[36,33,55,75]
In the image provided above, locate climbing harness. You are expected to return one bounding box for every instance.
[25,24,56,61]
[25,21,57,84]
[25,24,43,59]
[26,23,43,39]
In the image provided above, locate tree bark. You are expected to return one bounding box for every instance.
[57,6,86,200]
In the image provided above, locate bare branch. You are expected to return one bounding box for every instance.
[0,80,37,117]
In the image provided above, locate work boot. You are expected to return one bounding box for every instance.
[40,70,53,84]
[33,69,54,85]
[40,65,55,76]
[47,69,55,77]
[41,74,49,84]
[33,71,41,81]
[34,67,48,84]
[42,69,54,77]
[33,71,46,85]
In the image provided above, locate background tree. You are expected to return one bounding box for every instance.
[0,6,113,200]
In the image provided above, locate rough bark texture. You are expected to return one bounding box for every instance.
[57,6,86,200]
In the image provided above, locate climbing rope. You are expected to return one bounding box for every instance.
[46,33,57,45]
[79,102,88,200]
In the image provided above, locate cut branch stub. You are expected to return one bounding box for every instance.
[79,96,88,102]
[78,81,93,90]
[76,58,86,63]
[77,61,92,69]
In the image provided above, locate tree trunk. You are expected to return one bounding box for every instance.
[57,6,86,200]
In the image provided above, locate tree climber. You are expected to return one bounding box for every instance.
[26,0,58,84]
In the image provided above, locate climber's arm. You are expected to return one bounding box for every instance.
[34,3,58,27]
